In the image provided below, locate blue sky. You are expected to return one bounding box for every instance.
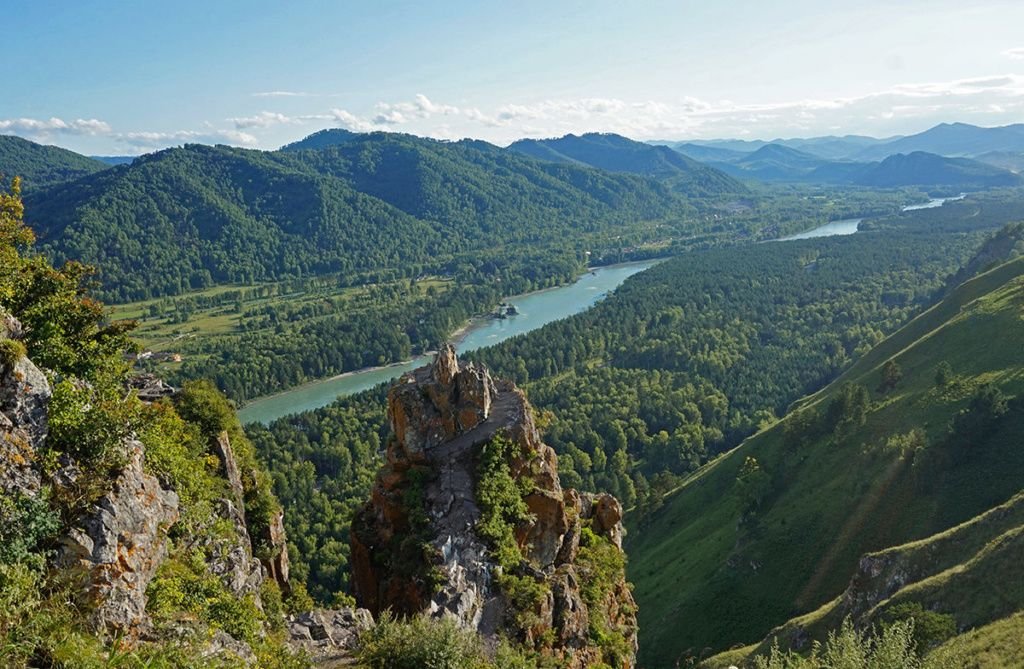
[5,0,1024,153]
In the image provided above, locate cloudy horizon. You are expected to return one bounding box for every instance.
[5,0,1023,154]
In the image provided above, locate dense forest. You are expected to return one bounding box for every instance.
[23,134,705,302]
[0,135,108,193]
[250,193,1024,602]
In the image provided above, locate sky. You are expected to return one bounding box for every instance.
[4,0,1024,155]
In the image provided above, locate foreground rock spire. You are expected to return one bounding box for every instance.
[351,344,638,667]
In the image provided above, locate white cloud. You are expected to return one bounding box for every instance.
[329,109,378,133]
[1002,47,1024,60]
[117,128,259,149]
[0,117,111,136]
[230,111,297,129]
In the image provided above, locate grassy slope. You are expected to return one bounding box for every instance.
[627,256,1024,667]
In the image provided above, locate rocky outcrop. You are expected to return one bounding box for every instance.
[59,440,180,637]
[199,498,265,601]
[287,608,374,664]
[0,312,50,497]
[351,345,638,668]
[260,507,292,594]
[213,430,246,511]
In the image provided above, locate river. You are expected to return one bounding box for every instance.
[775,195,965,242]
[238,259,661,424]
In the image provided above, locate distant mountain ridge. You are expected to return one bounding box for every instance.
[508,132,746,196]
[659,122,1024,162]
[672,134,1022,188]
[857,151,1022,188]
[0,135,109,191]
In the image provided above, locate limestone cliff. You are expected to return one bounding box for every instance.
[351,344,638,668]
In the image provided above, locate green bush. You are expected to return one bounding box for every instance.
[0,338,25,367]
[357,613,490,669]
[576,526,631,666]
[0,489,60,569]
[753,618,963,669]
[475,435,533,571]
[882,602,957,653]
[147,551,263,643]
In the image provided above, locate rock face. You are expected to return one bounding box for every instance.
[59,440,180,637]
[287,608,375,664]
[0,312,50,497]
[351,345,638,668]
[200,497,265,601]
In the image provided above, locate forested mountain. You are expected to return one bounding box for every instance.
[662,123,1024,162]
[507,132,746,195]
[856,151,1022,189]
[658,134,893,160]
[0,134,109,192]
[709,143,838,181]
[24,134,689,301]
[681,140,1021,188]
[90,155,137,166]
[973,150,1024,173]
[633,251,1024,667]
[669,142,750,163]
[279,128,360,151]
[853,122,1024,161]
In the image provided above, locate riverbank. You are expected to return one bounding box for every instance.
[238,259,663,425]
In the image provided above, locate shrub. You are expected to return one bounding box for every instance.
[753,617,964,669]
[357,613,490,669]
[0,489,61,569]
[882,602,957,653]
[0,338,26,368]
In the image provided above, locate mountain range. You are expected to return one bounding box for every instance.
[657,122,1024,162]
[673,141,1022,188]
[16,132,704,301]
[507,132,746,196]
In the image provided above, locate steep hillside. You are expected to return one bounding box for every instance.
[627,254,1024,666]
[855,151,1021,189]
[26,135,687,301]
[717,488,1024,667]
[0,135,108,192]
[507,132,745,195]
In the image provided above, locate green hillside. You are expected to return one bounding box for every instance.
[25,135,689,301]
[627,254,1024,667]
[0,135,108,192]
[856,151,1021,189]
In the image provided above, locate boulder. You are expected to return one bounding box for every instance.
[287,607,374,663]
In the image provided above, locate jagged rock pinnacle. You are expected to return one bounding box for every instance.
[350,347,638,668]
